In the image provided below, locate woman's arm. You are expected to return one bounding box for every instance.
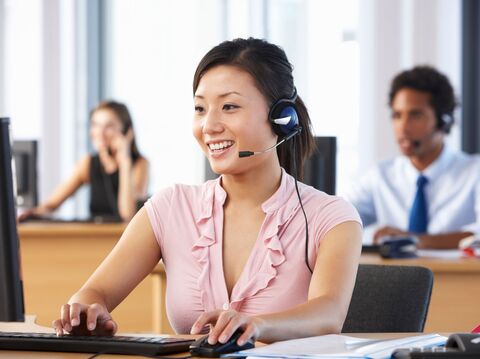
[19,155,90,220]
[53,208,161,335]
[191,220,363,345]
[373,226,473,249]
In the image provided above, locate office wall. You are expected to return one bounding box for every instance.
[357,0,461,173]
[105,0,362,194]
[0,0,462,215]
[104,0,226,192]
[1,0,90,217]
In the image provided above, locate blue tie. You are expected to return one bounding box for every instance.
[408,175,429,233]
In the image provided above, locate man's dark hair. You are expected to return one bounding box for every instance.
[388,65,457,134]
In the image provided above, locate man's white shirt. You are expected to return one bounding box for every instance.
[344,145,480,238]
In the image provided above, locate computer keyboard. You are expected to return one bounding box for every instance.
[0,331,194,356]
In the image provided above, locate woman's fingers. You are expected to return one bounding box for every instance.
[190,310,220,335]
[52,319,64,336]
[85,304,102,331]
[209,311,238,344]
[236,323,257,345]
[68,303,84,328]
[53,302,116,336]
[60,304,73,332]
[125,128,134,143]
[192,310,263,346]
[98,319,118,336]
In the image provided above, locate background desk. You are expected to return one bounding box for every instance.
[19,223,154,332]
[361,254,480,332]
[19,223,479,334]
[151,255,480,334]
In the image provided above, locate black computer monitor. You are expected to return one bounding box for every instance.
[0,118,25,322]
[12,140,38,208]
[303,136,336,195]
[204,136,336,195]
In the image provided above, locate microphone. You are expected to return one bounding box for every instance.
[411,128,438,149]
[239,126,302,158]
[412,139,422,148]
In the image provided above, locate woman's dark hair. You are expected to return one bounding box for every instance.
[193,37,315,179]
[90,100,142,161]
[388,65,457,134]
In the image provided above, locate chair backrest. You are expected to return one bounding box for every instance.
[342,264,433,333]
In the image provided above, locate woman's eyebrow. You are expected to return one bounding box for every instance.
[194,91,244,99]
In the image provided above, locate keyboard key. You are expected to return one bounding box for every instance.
[0,331,194,356]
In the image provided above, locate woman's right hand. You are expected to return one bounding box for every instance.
[52,303,118,336]
[17,206,50,222]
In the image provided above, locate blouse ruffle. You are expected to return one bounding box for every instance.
[191,170,301,312]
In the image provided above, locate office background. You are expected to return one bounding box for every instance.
[0,0,477,219]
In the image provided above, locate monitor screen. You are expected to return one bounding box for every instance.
[303,136,336,195]
[204,136,336,195]
[0,117,25,321]
[12,140,38,208]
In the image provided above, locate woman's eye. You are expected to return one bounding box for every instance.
[194,106,204,113]
[223,104,239,111]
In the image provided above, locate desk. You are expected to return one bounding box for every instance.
[0,318,439,358]
[361,254,480,332]
[151,255,480,334]
[18,223,154,333]
[0,317,190,358]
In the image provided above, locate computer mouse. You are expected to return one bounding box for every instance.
[189,329,255,357]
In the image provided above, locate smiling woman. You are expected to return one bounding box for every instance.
[18,101,150,223]
[52,38,362,348]
[193,65,275,176]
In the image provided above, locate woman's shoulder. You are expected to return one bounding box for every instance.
[73,155,94,182]
[298,183,360,219]
[300,183,351,206]
[148,180,216,207]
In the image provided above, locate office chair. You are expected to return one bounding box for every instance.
[342,264,433,333]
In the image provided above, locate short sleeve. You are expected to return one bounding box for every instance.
[313,196,362,248]
[145,186,175,251]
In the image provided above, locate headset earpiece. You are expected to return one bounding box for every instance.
[439,113,454,133]
[268,88,300,137]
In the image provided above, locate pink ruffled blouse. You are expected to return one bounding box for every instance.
[145,169,361,334]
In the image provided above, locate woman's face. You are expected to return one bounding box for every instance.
[90,109,124,152]
[193,65,277,175]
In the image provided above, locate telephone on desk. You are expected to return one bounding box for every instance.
[392,333,480,358]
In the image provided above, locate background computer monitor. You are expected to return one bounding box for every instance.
[204,136,336,195]
[12,140,38,208]
[303,136,336,195]
[0,117,25,321]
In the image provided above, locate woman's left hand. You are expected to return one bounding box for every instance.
[190,309,264,346]
[111,128,134,164]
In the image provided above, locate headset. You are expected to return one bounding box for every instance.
[238,88,302,158]
[268,87,302,137]
[412,112,454,149]
[271,89,312,273]
[238,88,313,274]
[438,112,454,133]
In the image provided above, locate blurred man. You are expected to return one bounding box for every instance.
[346,66,480,249]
